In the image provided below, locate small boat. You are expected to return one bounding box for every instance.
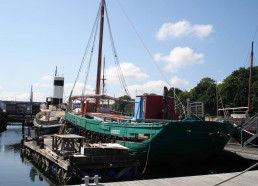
[33,104,65,135]
[64,0,236,165]
[33,70,66,135]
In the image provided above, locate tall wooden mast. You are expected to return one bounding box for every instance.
[95,0,105,110]
[248,41,254,113]
[102,57,106,95]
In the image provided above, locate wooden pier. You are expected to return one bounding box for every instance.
[21,133,139,185]
[78,143,258,186]
[86,170,258,186]
[224,143,258,161]
[20,139,258,186]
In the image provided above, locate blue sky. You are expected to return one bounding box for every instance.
[0,0,258,102]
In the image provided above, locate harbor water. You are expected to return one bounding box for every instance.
[0,125,58,186]
[1,125,258,186]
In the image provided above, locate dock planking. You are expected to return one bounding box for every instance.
[86,170,258,186]
[77,143,258,186]
[225,143,258,160]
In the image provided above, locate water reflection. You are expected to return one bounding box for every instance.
[29,168,37,182]
[21,151,58,185]
[0,126,23,153]
[29,167,44,182]
[0,126,49,186]
[5,142,21,152]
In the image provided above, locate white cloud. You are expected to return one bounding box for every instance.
[127,80,169,98]
[0,89,30,101]
[154,47,204,71]
[192,24,213,38]
[170,75,189,87]
[106,62,149,83]
[65,82,94,97]
[156,20,213,40]
[33,82,51,88]
[33,75,54,89]
[42,75,53,81]
[31,92,46,102]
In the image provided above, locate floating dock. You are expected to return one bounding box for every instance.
[21,138,258,185]
[21,133,139,185]
[82,143,258,186]
[225,143,258,160]
[87,170,258,186]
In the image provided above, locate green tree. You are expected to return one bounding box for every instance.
[219,67,249,108]
[111,66,258,117]
[219,66,258,116]
[189,77,217,116]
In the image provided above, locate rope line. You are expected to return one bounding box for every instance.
[117,0,170,87]
[69,4,101,99]
[81,13,99,97]
[105,2,131,97]
[213,161,258,186]
[141,124,154,175]
[116,0,193,117]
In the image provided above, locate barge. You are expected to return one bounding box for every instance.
[21,132,139,185]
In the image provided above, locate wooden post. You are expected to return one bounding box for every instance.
[248,41,254,114]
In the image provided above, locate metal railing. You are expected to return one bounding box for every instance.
[241,113,258,146]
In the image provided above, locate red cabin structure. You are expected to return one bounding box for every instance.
[135,94,178,120]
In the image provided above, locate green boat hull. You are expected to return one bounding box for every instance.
[117,121,235,163]
[65,112,236,163]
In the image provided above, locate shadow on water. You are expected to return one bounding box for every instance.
[139,150,258,180]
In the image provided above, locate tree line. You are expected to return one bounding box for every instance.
[171,66,258,117]
[114,66,258,117]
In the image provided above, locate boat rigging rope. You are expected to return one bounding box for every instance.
[213,161,258,186]
[142,139,151,175]
[68,5,101,99]
[104,3,131,97]
[116,1,192,116]
[117,0,170,87]
[141,126,153,175]
[81,13,99,98]
[252,25,258,42]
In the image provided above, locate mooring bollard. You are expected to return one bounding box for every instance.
[83,176,90,185]
[83,175,101,186]
[93,175,100,184]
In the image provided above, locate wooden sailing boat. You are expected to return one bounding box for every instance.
[65,0,236,167]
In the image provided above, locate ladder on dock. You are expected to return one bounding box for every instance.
[241,113,258,146]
